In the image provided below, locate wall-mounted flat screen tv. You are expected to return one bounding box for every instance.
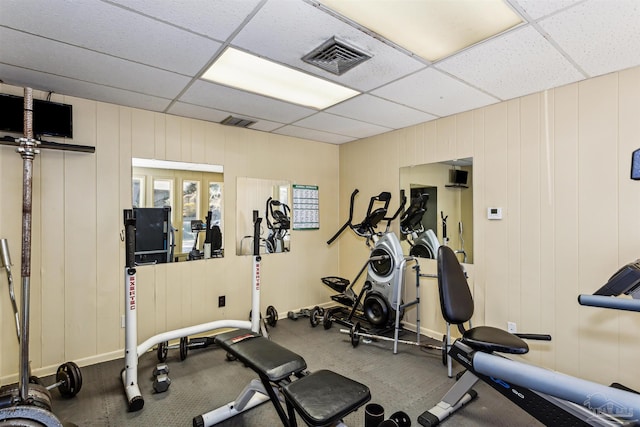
[0,93,73,138]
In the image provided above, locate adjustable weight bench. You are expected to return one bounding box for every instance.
[193,329,370,427]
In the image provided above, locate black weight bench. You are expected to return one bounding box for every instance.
[193,329,370,427]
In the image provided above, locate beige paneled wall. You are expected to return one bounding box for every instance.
[0,83,340,383]
[339,66,640,389]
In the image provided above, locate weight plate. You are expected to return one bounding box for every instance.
[57,361,82,398]
[323,308,333,330]
[0,405,63,427]
[309,306,321,328]
[390,410,412,427]
[157,341,168,362]
[266,305,278,327]
[441,335,448,366]
[180,337,188,361]
[350,322,361,348]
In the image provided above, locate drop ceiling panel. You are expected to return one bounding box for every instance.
[166,102,231,124]
[510,0,580,20]
[0,0,221,76]
[537,0,640,77]
[0,64,172,114]
[107,0,262,42]
[0,28,191,99]
[231,0,426,92]
[293,112,392,139]
[274,125,356,144]
[179,80,316,124]
[167,102,284,132]
[326,94,437,129]
[372,68,499,117]
[437,25,584,100]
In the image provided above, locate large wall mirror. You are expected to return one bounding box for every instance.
[236,177,291,255]
[132,158,224,263]
[399,158,473,264]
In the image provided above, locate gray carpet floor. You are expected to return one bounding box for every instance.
[44,316,543,426]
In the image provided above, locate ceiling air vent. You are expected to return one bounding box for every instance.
[220,116,256,128]
[302,37,371,75]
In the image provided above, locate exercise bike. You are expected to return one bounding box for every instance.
[399,192,441,259]
[264,197,290,253]
[319,189,409,334]
[418,245,640,426]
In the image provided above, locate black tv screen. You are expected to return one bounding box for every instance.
[0,93,73,138]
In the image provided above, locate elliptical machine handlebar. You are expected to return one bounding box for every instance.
[327,189,359,245]
[383,193,407,232]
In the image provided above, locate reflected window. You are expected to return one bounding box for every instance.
[154,179,173,208]
[132,176,144,208]
[209,182,223,227]
[182,180,200,254]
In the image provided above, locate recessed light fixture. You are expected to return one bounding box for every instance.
[319,0,523,62]
[201,47,360,109]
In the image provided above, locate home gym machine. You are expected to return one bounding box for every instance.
[418,245,640,426]
[122,208,278,411]
[0,87,90,426]
[319,190,428,349]
[264,197,290,253]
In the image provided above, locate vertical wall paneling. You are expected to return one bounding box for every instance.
[505,99,522,340]
[131,109,155,160]
[117,107,132,351]
[551,83,581,377]
[482,103,510,327]
[616,67,640,385]
[538,90,556,367]
[577,74,619,385]
[64,98,98,361]
[519,94,543,363]
[154,113,166,160]
[96,103,121,356]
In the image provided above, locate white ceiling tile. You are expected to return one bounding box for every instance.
[0,0,221,76]
[509,0,582,20]
[167,102,284,132]
[231,0,426,92]
[0,28,191,98]
[293,112,392,139]
[538,0,640,77]
[107,0,262,42]
[0,64,172,113]
[326,94,437,129]
[437,25,584,100]
[372,68,499,117]
[274,125,356,145]
[179,80,316,124]
[167,102,231,123]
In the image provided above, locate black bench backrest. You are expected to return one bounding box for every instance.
[438,245,474,326]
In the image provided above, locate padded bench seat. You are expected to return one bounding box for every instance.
[214,329,370,426]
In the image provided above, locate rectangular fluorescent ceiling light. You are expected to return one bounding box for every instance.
[320,0,523,62]
[201,47,360,109]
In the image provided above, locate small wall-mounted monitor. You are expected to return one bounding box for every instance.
[0,93,73,138]
[446,169,469,188]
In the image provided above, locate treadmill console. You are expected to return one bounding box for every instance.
[594,259,640,297]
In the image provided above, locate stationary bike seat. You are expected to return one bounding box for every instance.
[322,276,349,293]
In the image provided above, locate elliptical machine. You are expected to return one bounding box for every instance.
[320,189,408,333]
[264,197,290,253]
[399,192,440,259]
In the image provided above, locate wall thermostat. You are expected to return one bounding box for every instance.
[487,207,503,220]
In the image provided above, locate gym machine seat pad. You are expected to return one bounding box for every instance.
[463,326,529,354]
[215,329,371,426]
[214,330,306,381]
